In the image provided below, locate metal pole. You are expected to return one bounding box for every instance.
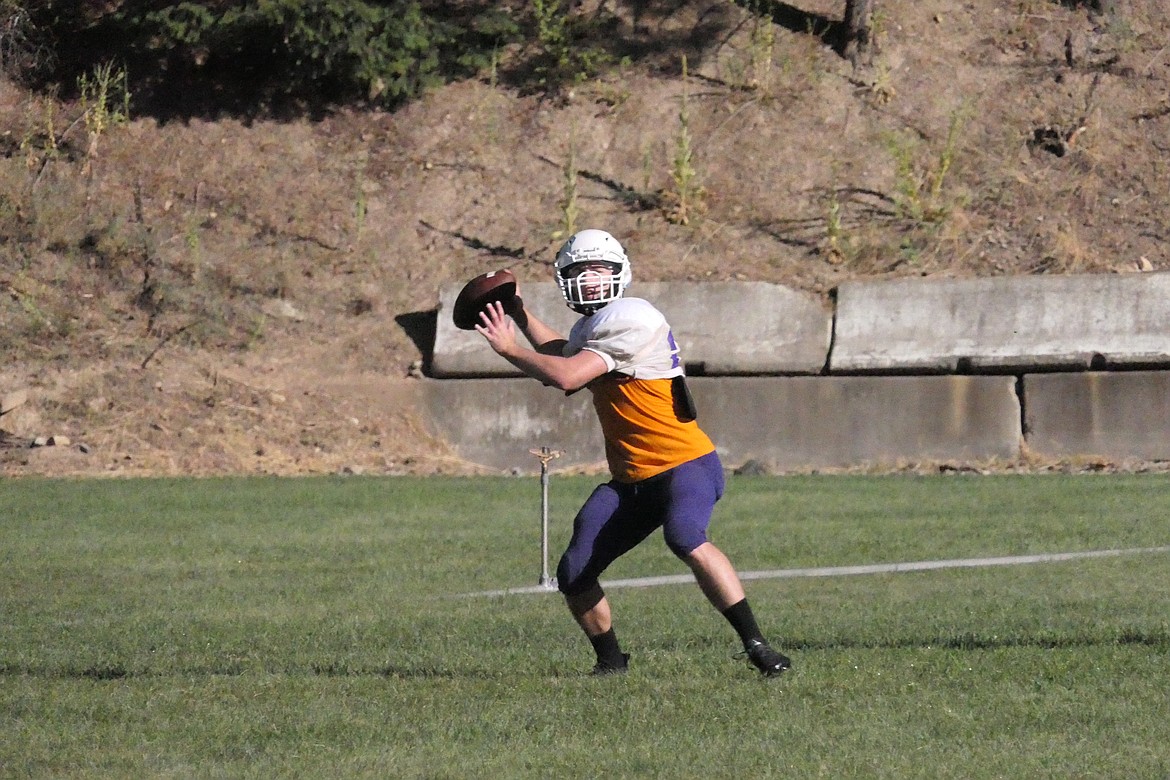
[530,447,563,590]
[540,458,551,586]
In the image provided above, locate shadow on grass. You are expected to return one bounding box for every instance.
[5,627,1164,681]
[787,627,1170,652]
[0,662,503,680]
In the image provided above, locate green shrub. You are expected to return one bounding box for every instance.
[0,0,53,81]
[531,0,612,90]
[120,1,519,108]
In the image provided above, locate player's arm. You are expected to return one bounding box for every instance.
[506,292,566,356]
[477,301,607,391]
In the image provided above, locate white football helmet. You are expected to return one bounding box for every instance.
[554,229,632,314]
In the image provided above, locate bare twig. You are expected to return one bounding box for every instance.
[141,321,198,369]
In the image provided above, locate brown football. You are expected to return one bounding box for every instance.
[452,269,517,330]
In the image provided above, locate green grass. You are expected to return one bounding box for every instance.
[2,474,1168,778]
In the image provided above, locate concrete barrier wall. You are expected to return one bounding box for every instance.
[436,271,1170,378]
[425,271,1170,471]
[695,376,1021,469]
[831,272,1170,373]
[423,376,1021,473]
[1024,371,1170,460]
[425,379,604,471]
[431,281,832,377]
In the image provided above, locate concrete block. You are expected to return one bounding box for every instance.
[831,272,1170,373]
[420,375,1021,474]
[693,375,1021,470]
[423,379,604,472]
[1024,371,1170,460]
[431,281,831,378]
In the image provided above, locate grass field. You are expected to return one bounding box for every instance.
[2,474,1168,778]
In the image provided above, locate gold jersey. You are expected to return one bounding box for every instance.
[565,298,715,482]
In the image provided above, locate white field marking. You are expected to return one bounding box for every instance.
[461,546,1170,597]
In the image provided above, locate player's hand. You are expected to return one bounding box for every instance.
[475,300,519,356]
[503,286,528,329]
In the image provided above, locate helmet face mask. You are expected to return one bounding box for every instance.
[555,229,631,314]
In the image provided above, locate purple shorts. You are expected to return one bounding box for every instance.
[556,450,725,596]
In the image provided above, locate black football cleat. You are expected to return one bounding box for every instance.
[590,653,630,676]
[743,639,791,677]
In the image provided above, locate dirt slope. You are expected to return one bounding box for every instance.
[2,0,1167,477]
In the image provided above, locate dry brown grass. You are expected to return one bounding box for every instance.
[2,0,1168,477]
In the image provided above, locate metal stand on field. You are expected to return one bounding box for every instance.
[529,447,563,591]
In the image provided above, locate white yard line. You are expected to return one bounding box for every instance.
[462,546,1170,597]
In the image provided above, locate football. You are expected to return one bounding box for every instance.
[452,269,517,330]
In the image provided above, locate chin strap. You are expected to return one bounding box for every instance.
[569,298,618,316]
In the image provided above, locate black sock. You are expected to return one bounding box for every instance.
[588,628,626,666]
[721,598,765,648]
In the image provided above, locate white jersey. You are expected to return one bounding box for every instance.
[563,297,713,483]
[564,298,685,379]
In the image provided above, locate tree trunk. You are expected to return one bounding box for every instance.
[843,0,875,67]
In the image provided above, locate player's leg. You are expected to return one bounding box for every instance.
[564,583,627,675]
[685,541,745,609]
[661,451,791,676]
[684,542,790,675]
[565,581,611,634]
[556,482,657,674]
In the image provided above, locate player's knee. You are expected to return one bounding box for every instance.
[556,555,594,596]
[664,529,706,560]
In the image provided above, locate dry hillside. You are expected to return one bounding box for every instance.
[1,0,1167,478]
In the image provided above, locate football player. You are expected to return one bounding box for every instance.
[475,228,790,677]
